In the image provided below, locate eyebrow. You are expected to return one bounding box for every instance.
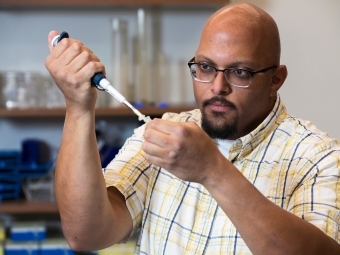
[194,55,256,69]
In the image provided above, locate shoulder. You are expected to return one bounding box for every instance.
[280,114,340,154]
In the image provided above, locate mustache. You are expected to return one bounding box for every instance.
[202,97,237,109]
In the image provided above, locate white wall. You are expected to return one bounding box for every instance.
[1,1,340,155]
[232,0,340,139]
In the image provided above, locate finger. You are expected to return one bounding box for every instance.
[54,40,93,66]
[45,41,86,82]
[142,141,167,158]
[144,150,179,172]
[148,119,190,137]
[73,61,106,86]
[144,154,165,168]
[143,143,174,169]
[66,50,101,77]
[50,34,91,61]
[48,30,59,52]
[145,119,173,135]
[144,125,174,148]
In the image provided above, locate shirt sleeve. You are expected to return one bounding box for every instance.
[287,145,340,244]
[102,110,200,238]
[103,123,151,237]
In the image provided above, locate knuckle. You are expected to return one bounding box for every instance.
[148,120,157,128]
[71,42,82,52]
[69,75,82,86]
[86,61,97,70]
[168,150,178,159]
[175,125,189,138]
[58,69,68,81]
[80,50,91,60]
[173,141,183,152]
[144,130,150,140]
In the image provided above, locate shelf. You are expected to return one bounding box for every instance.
[0,105,196,118]
[0,0,228,8]
[0,200,58,214]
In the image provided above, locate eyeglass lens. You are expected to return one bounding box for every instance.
[190,64,251,87]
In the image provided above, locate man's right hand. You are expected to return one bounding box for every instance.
[45,30,105,115]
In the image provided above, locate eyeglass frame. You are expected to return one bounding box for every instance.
[187,57,278,88]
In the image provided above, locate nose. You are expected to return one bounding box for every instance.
[210,71,232,95]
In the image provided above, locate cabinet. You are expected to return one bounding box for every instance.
[0,105,195,118]
[0,0,228,7]
[0,200,58,214]
[0,201,135,255]
[0,2,212,253]
[0,0,218,118]
[0,201,63,253]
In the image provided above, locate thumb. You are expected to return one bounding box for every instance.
[48,30,59,52]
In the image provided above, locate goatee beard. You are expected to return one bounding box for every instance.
[201,97,238,140]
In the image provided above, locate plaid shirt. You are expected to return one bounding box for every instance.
[104,96,340,254]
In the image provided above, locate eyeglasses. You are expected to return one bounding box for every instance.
[187,57,277,88]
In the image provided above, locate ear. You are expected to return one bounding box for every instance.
[269,65,288,97]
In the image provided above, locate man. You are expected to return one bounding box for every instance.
[45,2,340,254]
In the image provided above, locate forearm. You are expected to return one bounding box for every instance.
[44,31,132,250]
[55,109,117,250]
[203,158,340,255]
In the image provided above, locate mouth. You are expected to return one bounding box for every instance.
[203,97,236,113]
[209,102,234,112]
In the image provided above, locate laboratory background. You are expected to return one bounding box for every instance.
[0,0,339,254]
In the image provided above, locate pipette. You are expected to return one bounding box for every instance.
[51,31,151,123]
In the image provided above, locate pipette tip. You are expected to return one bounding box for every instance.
[123,100,151,123]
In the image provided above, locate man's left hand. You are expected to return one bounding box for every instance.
[142,118,225,184]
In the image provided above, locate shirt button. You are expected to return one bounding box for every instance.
[204,212,209,219]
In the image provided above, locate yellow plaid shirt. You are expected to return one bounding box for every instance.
[104,96,340,254]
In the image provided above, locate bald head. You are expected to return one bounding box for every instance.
[198,3,281,66]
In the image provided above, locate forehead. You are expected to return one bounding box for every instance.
[198,33,259,64]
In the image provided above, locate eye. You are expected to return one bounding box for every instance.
[230,68,251,79]
[198,63,214,73]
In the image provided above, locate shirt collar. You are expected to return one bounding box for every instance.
[228,94,287,161]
